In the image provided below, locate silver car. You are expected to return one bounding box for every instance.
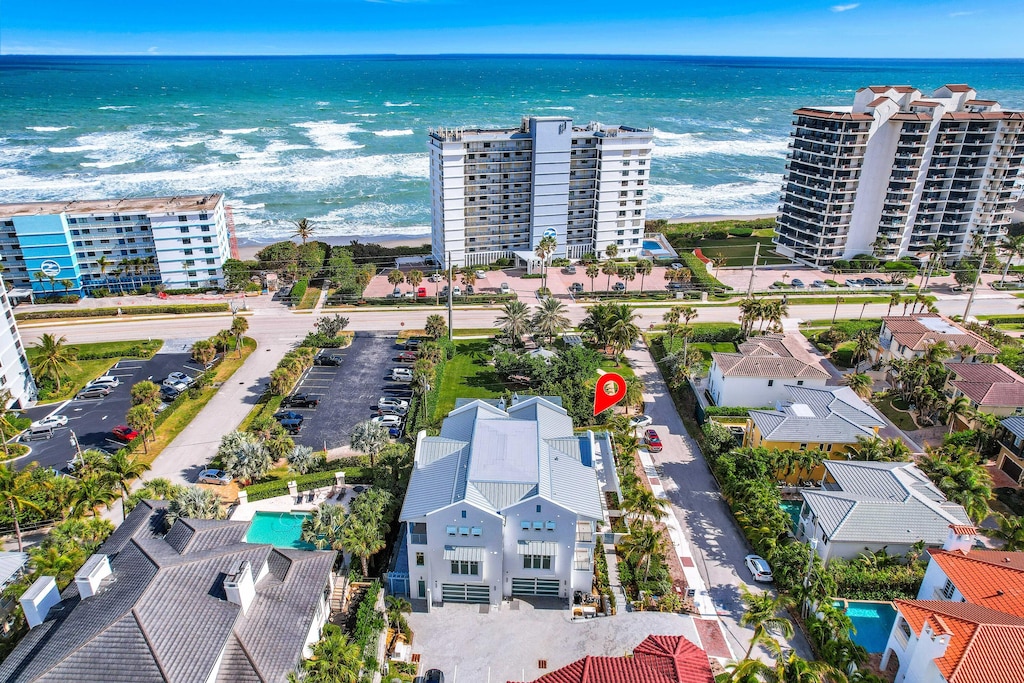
[197,469,232,486]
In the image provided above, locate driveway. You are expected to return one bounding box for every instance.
[14,352,193,472]
[291,331,400,451]
[407,599,703,683]
[623,341,812,661]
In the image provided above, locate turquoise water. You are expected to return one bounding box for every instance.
[643,240,662,250]
[3,56,1024,243]
[781,500,802,532]
[833,600,898,654]
[245,511,315,550]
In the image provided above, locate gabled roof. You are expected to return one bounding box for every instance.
[881,314,998,356]
[800,461,971,544]
[712,334,828,380]
[0,501,336,683]
[749,385,884,444]
[401,397,603,522]
[0,551,28,586]
[507,635,713,683]
[894,600,1024,683]
[929,548,1024,617]
[946,362,1024,407]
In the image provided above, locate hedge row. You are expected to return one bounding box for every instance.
[289,278,309,302]
[678,252,730,291]
[16,303,229,320]
[682,322,742,343]
[76,344,160,361]
[335,294,517,306]
[705,406,768,416]
[243,468,368,502]
[978,314,1024,324]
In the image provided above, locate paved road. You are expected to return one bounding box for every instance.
[624,341,813,661]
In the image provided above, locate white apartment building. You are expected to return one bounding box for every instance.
[0,272,36,409]
[0,194,234,295]
[429,116,654,269]
[775,85,1024,268]
[399,396,604,607]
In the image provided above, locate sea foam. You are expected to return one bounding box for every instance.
[291,121,365,151]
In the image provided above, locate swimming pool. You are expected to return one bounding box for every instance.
[780,500,802,532]
[245,511,315,550]
[643,240,662,251]
[833,599,897,653]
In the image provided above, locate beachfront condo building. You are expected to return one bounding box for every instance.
[0,270,37,408]
[0,194,235,297]
[774,85,1024,268]
[428,116,654,269]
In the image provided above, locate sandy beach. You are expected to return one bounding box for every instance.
[234,212,778,260]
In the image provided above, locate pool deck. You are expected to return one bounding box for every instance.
[231,486,353,521]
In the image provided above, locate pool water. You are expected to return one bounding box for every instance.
[245,511,315,550]
[833,600,898,653]
[780,500,802,532]
[642,240,662,251]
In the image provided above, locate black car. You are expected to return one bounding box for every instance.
[569,282,584,293]
[405,338,423,349]
[279,418,302,434]
[424,670,445,683]
[160,385,182,401]
[281,393,320,408]
[273,410,304,422]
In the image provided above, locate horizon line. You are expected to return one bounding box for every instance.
[3,52,1023,61]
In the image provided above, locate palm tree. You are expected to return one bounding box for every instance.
[0,463,45,551]
[842,372,873,399]
[622,486,669,525]
[29,543,85,587]
[636,258,653,293]
[946,395,974,434]
[46,273,58,298]
[343,517,386,576]
[993,514,1024,551]
[601,259,619,292]
[852,330,877,368]
[299,625,363,683]
[605,243,618,261]
[535,235,557,290]
[96,254,111,286]
[104,451,151,520]
[190,339,217,367]
[999,235,1024,285]
[532,297,570,345]
[71,474,118,519]
[496,300,532,345]
[887,291,901,315]
[728,638,847,683]
[424,313,447,340]
[586,263,600,292]
[30,333,79,392]
[387,269,404,289]
[126,405,156,453]
[301,502,347,551]
[738,585,796,659]
[231,315,249,357]
[59,279,74,298]
[164,485,226,528]
[350,419,390,467]
[461,267,477,292]
[221,437,273,484]
[607,303,641,362]
[619,522,662,581]
[385,595,412,652]
[292,217,316,245]
[617,264,637,295]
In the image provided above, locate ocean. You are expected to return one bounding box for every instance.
[3,55,1024,245]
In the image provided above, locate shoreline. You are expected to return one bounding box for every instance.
[234,212,779,260]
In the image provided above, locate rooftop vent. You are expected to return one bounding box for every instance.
[225,560,255,614]
[74,554,112,600]
[21,576,61,629]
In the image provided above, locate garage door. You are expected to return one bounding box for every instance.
[441,583,489,603]
[511,578,560,597]
[1002,456,1024,484]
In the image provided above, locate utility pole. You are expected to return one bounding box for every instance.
[447,252,453,342]
[747,242,760,297]
[963,251,986,321]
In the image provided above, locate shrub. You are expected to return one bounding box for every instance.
[882,261,918,273]
[704,406,767,417]
[521,273,543,280]
[15,303,229,320]
[243,468,363,502]
[683,322,742,343]
[824,279,839,287]
[728,226,754,237]
[289,278,309,302]
[831,259,851,272]
[679,252,730,291]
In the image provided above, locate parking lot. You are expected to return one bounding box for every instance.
[16,352,197,472]
[288,332,407,451]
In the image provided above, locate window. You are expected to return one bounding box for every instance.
[533,521,543,530]
[899,618,912,640]
[416,552,424,566]
[182,238,192,245]
[523,555,552,570]
[545,521,556,532]
[799,443,808,450]
[471,527,481,536]
[942,579,956,599]
[459,526,469,536]
[536,505,542,513]
[797,380,804,386]
[204,247,214,254]
[521,521,531,530]
[446,525,457,536]
[202,236,212,243]
[179,216,188,223]
[767,379,774,387]
[451,560,479,575]
[621,170,629,177]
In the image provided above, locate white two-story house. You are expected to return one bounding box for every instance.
[706,333,830,408]
[399,396,604,607]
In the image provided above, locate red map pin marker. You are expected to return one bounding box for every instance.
[593,372,627,416]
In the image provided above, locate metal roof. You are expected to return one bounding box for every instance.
[517,541,560,555]
[0,551,27,587]
[750,385,884,444]
[443,546,485,562]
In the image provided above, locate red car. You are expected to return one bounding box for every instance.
[112,425,139,442]
[397,351,417,361]
[644,429,663,453]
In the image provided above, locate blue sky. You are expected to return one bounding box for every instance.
[1,0,1021,58]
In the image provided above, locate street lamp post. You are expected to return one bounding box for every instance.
[68,429,83,472]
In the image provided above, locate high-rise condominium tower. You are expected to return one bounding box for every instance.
[429,116,654,269]
[774,85,1024,267]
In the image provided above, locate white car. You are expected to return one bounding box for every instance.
[500,283,511,294]
[452,286,462,297]
[378,397,409,410]
[164,380,189,394]
[32,414,68,429]
[89,375,120,388]
[165,372,194,386]
[474,270,487,279]
[745,554,774,582]
[371,415,404,428]
[391,368,413,381]
[628,415,653,429]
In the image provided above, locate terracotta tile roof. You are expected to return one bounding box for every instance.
[881,314,998,356]
[947,362,1024,407]
[949,524,978,536]
[910,100,940,107]
[929,548,1024,617]
[965,99,997,106]
[713,334,829,379]
[965,549,1024,572]
[944,84,975,93]
[943,111,1024,120]
[508,635,713,683]
[892,113,933,121]
[894,600,1024,683]
[863,85,916,94]
[867,96,892,107]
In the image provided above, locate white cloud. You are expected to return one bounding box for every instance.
[949,11,974,17]
[831,3,860,12]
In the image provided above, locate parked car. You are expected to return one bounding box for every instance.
[77,385,112,400]
[474,269,487,279]
[416,287,427,298]
[562,265,577,275]
[429,273,443,282]
[165,372,194,386]
[164,380,189,395]
[452,286,462,297]
[666,282,684,290]
[500,283,511,295]
[424,670,445,683]
[811,280,826,288]
[160,385,182,401]
[465,285,474,295]
[745,554,774,582]
[281,393,320,408]
[643,428,663,453]
[379,397,409,410]
[24,425,55,441]
[273,410,304,422]
[612,282,626,291]
[391,367,414,380]
[279,418,303,434]
[392,287,404,298]
[397,351,417,361]
[671,262,684,270]
[372,415,404,428]
[89,375,120,388]
[197,469,232,486]
[316,354,343,366]
[845,279,863,288]
[112,425,139,442]
[32,414,68,429]
[569,282,584,294]
[791,278,805,288]
[378,405,408,416]
[628,415,653,429]
[405,338,423,349]
[388,426,403,438]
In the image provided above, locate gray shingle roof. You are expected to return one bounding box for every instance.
[401,397,603,522]
[750,385,884,444]
[0,502,335,683]
[801,461,971,545]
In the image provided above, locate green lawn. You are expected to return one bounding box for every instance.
[434,341,505,418]
[28,339,164,403]
[872,395,919,432]
[297,286,321,309]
